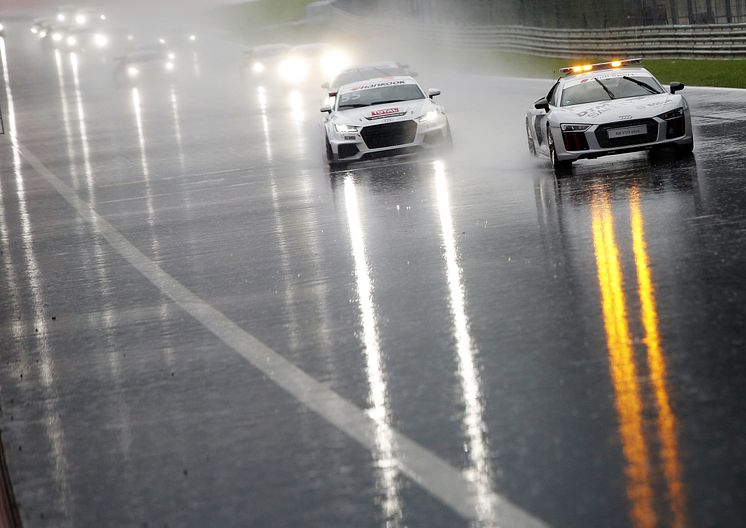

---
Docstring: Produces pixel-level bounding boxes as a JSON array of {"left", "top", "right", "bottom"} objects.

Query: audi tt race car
[
  {"left": 322, "top": 76, "right": 451, "bottom": 166},
  {"left": 526, "top": 59, "right": 694, "bottom": 175}
]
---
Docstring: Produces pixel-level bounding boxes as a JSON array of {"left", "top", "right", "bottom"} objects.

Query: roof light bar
[{"left": 560, "top": 58, "right": 642, "bottom": 76}]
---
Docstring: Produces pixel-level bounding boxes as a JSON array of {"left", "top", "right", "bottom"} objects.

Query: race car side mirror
[
  {"left": 410, "top": 71, "right": 419, "bottom": 78},
  {"left": 535, "top": 98, "right": 550, "bottom": 112},
  {"left": 427, "top": 88, "right": 441, "bottom": 99},
  {"left": 670, "top": 82, "right": 685, "bottom": 94},
  {"left": 320, "top": 105, "right": 332, "bottom": 113}
]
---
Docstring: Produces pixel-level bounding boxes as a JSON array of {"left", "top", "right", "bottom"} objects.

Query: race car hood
[
  {"left": 332, "top": 99, "right": 435, "bottom": 126},
  {"left": 551, "top": 94, "right": 684, "bottom": 124}
]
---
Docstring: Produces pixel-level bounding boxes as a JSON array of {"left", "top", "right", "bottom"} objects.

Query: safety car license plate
[{"left": 608, "top": 125, "right": 647, "bottom": 139}]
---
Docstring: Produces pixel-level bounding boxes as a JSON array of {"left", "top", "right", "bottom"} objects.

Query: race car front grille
[
  {"left": 361, "top": 121, "right": 418, "bottom": 149},
  {"left": 596, "top": 119, "right": 658, "bottom": 149},
  {"left": 338, "top": 144, "right": 359, "bottom": 159}
]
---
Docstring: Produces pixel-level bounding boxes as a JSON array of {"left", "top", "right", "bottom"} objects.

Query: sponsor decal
[
  {"left": 347, "top": 79, "right": 408, "bottom": 92},
  {"left": 371, "top": 107, "right": 400, "bottom": 117}
]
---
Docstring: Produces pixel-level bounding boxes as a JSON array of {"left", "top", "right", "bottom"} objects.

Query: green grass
[{"left": 464, "top": 51, "right": 746, "bottom": 88}]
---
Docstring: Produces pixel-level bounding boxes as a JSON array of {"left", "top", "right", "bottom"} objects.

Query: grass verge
[{"left": 474, "top": 52, "right": 746, "bottom": 88}]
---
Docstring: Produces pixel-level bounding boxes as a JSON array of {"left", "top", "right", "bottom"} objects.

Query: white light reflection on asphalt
[
  {"left": 170, "top": 85, "right": 186, "bottom": 175},
  {"left": 1, "top": 35, "right": 72, "bottom": 517},
  {"left": 434, "top": 160, "right": 497, "bottom": 525},
  {"left": 131, "top": 88, "right": 149, "bottom": 179},
  {"left": 343, "top": 176, "right": 403, "bottom": 527},
  {"left": 69, "top": 53, "right": 94, "bottom": 195},
  {"left": 54, "top": 49, "right": 80, "bottom": 189}
]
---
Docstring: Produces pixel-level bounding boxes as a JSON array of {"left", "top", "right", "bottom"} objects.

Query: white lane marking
[{"left": 14, "top": 141, "right": 550, "bottom": 528}]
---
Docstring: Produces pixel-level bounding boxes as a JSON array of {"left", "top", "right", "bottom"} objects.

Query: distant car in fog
[
  {"left": 278, "top": 43, "right": 352, "bottom": 85},
  {"left": 242, "top": 44, "right": 291, "bottom": 82},
  {"left": 323, "top": 61, "right": 418, "bottom": 94},
  {"left": 526, "top": 59, "right": 694, "bottom": 176},
  {"left": 157, "top": 30, "right": 199, "bottom": 50},
  {"left": 321, "top": 76, "right": 451, "bottom": 166},
  {"left": 114, "top": 47, "right": 178, "bottom": 87}
]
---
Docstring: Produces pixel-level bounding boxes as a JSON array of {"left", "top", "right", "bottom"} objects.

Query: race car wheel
[
  {"left": 526, "top": 121, "right": 537, "bottom": 157},
  {"left": 674, "top": 139, "right": 695, "bottom": 157},
  {"left": 548, "top": 127, "right": 572, "bottom": 177}
]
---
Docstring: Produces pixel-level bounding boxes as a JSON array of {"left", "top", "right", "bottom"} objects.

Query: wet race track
[{"left": 1, "top": 18, "right": 746, "bottom": 528}]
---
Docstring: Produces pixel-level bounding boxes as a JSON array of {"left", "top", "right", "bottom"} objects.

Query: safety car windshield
[
  {"left": 337, "top": 84, "right": 424, "bottom": 110},
  {"left": 561, "top": 75, "right": 663, "bottom": 107}
]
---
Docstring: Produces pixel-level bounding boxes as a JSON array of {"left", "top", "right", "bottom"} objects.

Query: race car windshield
[
  {"left": 333, "top": 67, "right": 408, "bottom": 88},
  {"left": 337, "top": 84, "right": 425, "bottom": 110},
  {"left": 561, "top": 75, "right": 664, "bottom": 106}
]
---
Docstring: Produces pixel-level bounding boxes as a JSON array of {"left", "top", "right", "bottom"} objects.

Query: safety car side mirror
[
  {"left": 320, "top": 105, "right": 332, "bottom": 113},
  {"left": 535, "top": 98, "right": 550, "bottom": 112},
  {"left": 670, "top": 82, "right": 684, "bottom": 94},
  {"left": 427, "top": 88, "right": 441, "bottom": 99}
]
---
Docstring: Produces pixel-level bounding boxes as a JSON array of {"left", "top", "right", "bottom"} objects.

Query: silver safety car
[
  {"left": 526, "top": 59, "right": 694, "bottom": 175},
  {"left": 321, "top": 76, "right": 452, "bottom": 166}
]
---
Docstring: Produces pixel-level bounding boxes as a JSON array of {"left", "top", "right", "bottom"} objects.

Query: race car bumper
[
  {"left": 328, "top": 118, "right": 450, "bottom": 162},
  {"left": 551, "top": 111, "right": 694, "bottom": 162}
]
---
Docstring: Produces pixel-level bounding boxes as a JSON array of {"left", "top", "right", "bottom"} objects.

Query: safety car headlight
[
  {"left": 659, "top": 108, "right": 684, "bottom": 120},
  {"left": 561, "top": 124, "right": 591, "bottom": 132},
  {"left": 335, "top": 123, "right": 360, "bottom": 134},
  {"left": 252, "top": 62, "right": 265, "bottom": 74},
  {"left": 418, "top": 110, "right": 440, "bottom": 123}
]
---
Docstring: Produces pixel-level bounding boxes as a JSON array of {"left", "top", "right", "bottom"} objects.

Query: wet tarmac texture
[{"left": 1, "top": 23, "right": 746, "bottom": 528}]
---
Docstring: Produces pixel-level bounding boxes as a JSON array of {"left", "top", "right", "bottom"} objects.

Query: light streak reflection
[
  {"left": 343, "top": 176, "right": 403, "bottom": 526},
  {"left": 591, "top": 192, "right": 656, "bottom": 528},
  {"left": 1, "top": 35, "right": 72, "bottom": 517},
  {"left": 630, "top": 189, "right": 687, "bottom": 528},
  {"left": 434, "top": 161, "right": 496, "bottom": 525}
]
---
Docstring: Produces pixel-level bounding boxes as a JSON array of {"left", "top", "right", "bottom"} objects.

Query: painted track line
[{"left": 14, "top": 140, "right": 550, "bottom": 528}]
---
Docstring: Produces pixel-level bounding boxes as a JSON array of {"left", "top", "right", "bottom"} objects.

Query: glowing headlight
[
  {"left": 335, "top": 123, "right": 360, "bottom": 134},
  {"left": 75, "top": 14, "right": 88, "bottom": 26},
  {"left": 188, "top": 34, "right": 197, "bottom": 42},
  {"left": 167, "top": 52, "right": 176, "bottom": 61},
  {"left": 279, "top": 57, "right": 310, "bottom": 83},
  {"left": 66, "top": 35, "right": 78, "bottom": 47},
  {"left": 39, "top": 30, "right": 48, "bottom": 38},
  {"left": 127, "top": 66, "right": 139, "bottom": 78},
  {"left": 158, "top": 38, "right": 166, "bottom": 45},
  {"left": 57, "top": 14, "right": 66, "bottom": 22},
  {"left": 321, "top": 50, "right": 351, "bottom": 78},
  {"left": 127, "top": 35, "right": 134, "bottom": 41},
  {"left": 31, "top": 26, "right": 39, "bottom": 35},
  {"left": 165, "top": 61, "right": 175, "bottom": 72},
  {"left": 93, "top": 33, "right": 109, "bottom": 48},
  {"left": 418, "top": 110, "right": 440, "bottom": 123},
  {"left": 52, "top": 32, "right": 63, "bottom": 42},
  {"left": 659, "top": 107, "right": 685, "bottom": 120},
  {"left": 560, "top": 124, "right": 591, "bottom": 132},
  {"left": 0, "top": 24, "right": 5, "bottom": 32},
  {"left": 100, "top": 14, "right": 107, "bottom": 21},
  {"left": 252, "top": 62, "right": 265, "bottom": 74}
]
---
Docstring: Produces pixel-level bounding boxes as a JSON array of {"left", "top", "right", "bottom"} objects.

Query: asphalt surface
[{"left": 1, "top": 18, "right": 746, "bottom": 528}]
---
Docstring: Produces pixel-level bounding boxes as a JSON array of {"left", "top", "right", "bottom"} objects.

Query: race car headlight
[
  {"left": 659, "top": 108, "right": 684, "bottom": 120},
  {"left": 418, "top": 110, "right": 441, "bottom": 123},
  {"left": 52, "top": 32, "right": 63, "bottom": 42},
  {"left": 335, "top": 123, "right": 360, "bottom": 134},
  {"left": 39, "top": 30, "right": 48, "bottom": 39},
  {"left": 127, "top": 66, "right": 140, "bottom": 78},
  {"left": 75, "top": 14, "right": 88, "bottom": 26},
  {"left": 31, "top": 26, "right": 39, "bottom": 35},
  {"left": 279, "top": 57, "right": 310, "bottom": 83},
  {"left": 165, "top": 61, "right": 175, "bottom": 72},
  {"left": 0, "top": 24, "right": 5, "bottom": 32},
  {"left": 252, "top": 62, "right": 265, "bottom": 74},
  {"left": 561, "top": 124, "right": 591, "bottom": 132},
  {"left": 93, "top": 33, "right": 109, "bottom": 48},
  {"left": 66, "top": 36, "right": 78, "bottom": 47}
]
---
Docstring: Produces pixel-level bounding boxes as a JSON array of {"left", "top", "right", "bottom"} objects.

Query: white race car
[
  {"left": 526, "top": 59, "right": 694, "bottom": 175},
  {"left": 321, "top": 76, "right": 451, "bottom": 166}
]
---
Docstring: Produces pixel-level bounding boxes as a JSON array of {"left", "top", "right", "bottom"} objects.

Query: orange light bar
[{"left": 560, "top": 58, "right": 643, "bottom": 76}]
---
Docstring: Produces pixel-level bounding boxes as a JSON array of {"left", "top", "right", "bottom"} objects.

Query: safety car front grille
[
  {"left": 596, "top": 119, "right": 658, "bottom": 149},
  {"left": 361, "top": 121, "right": 417, "bottom": 149}
]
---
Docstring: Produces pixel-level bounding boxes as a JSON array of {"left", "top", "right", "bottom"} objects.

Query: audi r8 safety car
[
  {"left": 526, "top": 59, "right": 694, "bottom": 175},
  {"left": 321, "top": 76, "right": 451, "bottom": 166}
]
